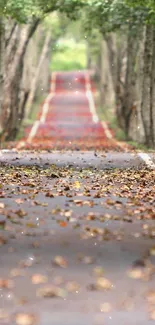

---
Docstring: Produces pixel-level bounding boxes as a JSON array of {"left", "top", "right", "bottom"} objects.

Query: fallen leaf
[
  {"left": 53, "top": 256, "right": 68, "bottom": 268},
  {"left": 0, "top": 236, "right": 7, "bottom": 246},
  {"left": 74, "top": 181, "right": 81, "bottom": 189},
  {"left": 45, "top": 192, "right": 55, "bottom": 198},
  {"left": 49, "top": 172, "right": 59, "bottom": 178},
  {"left": 150, "top": 246, "right": 155, "bottom": 256},
  {"left": 0, "top": 278, "right": 14, "bottom": 289},
  {"left": 0, "top": 203, "right": 5, "bottom": 208},
  {"left": 36, "top": 285, "right": 67, "bottom": 298},
  {"left": 146, "top": 290, "right": 155, "bottom": 304},
  {"left": 26, "top": 223, "right": 37, "bottom": 228},
  {"left": 31, "top": 274, "right": 48, "bottom": 285},
  {"left": 15, "top": 313, "right": 38, "bottom": 325},
  {"left": 59, "top": 221, "right": 67, "bottom": 228},
  {"left": 96, "top": 277, "right": 113, "bottom": 290}
]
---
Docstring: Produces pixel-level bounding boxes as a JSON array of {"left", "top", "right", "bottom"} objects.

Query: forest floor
[{"left": 0, "top": 71, "right": 155, "bottom": 325}]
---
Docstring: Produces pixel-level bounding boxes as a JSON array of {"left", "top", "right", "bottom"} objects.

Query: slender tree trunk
[
  {"left": 99, "top": 37, "right": 115, "bottom": 109},
  {"left": 141, "top": 24, "right": 154, "bottom": 146},
  {"left": 151, "top": 26, "right": 155, "bottom": 147},
  {"left": 104, "top": 31, "right": 127, "bottom": 127},
  {"left": 121, "top": 28, "right": 140, "bottom": 137},
  {"left": 25, "top": 31, "right": 51, "bottom": 118},
  {"left": 132, "top": 26, "right": 146, "bottom": 143},
  {"left": 104, "top": 33, "right": 117, "bottom": 94},
  {"left": 0, "top": 18, "right": 5, "bottom": 133}
]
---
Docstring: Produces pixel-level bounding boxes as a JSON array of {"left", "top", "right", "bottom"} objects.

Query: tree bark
[
  {"left": 25, "top": 31, "right": 52, "bottom": 118},
  {"left": 99, "top": 37, "right": 115, "bottom": 109},
  {"left": 141, "top": 24, "right": 154, "bottom": 146},
  {"left": 151, "top": 26, "right": 155, "bottom": 147},
  {"left": 0, "top": 18, "right": 5, "bottom": 133},
  {"left": 104, "top": 31, "right": 127, "bottom": 127},
  {"left": 121, "top": 28, "right": 140, "bottom": 137}
]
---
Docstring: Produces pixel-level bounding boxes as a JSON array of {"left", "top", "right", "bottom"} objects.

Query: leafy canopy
[{"left": 0, "top": 0, "right": 85, "bottom": 23}]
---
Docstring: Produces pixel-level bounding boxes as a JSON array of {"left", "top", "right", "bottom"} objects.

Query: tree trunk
[
  {"left": 141, "top": 24, "right": 154, "bottom": 146},
  {"left": 0, "top": 18, "right": 5, "bottom": 133},
  {"left": 25, "top": 31, "right": 51, "bottom": 118},
  {"left": 0, "top": 19, "right": 39, "bottom": 141},
  {"left": 99, "top": 37, "right": 115, "bottom": 109},
  {"left": 130, "top": 26, "right": 146, "bottom": 143},
  {"left": 121, "top": 28, "right": 140, "bottom": 137},
  {"left": 104, "top": 31, "right": 127, "bottom": 127},
  {"left": 151, "top": 26, "right": 155, "bottom": 147},
  {"left": 104, "top": 33, "right": 117, "bottom": 94}
]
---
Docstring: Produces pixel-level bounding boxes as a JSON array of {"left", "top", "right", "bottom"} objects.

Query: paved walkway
[
  {"left": 0, "top": 71, "right": 155, "bottom": 325},
  {"left": 0, "top": 162, "right": 154, "bottom": 325},
  {"left": 17, "top": 71, "right": 123, "bottom": 151}
]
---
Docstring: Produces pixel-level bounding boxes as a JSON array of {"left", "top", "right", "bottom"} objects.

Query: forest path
[{"left": 17, "top": 70, "right": 124, "bottom": 151}]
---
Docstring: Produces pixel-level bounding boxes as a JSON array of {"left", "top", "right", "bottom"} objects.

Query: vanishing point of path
[
  {"left": 17, "top": 70, "right": 122, "bottom": 151},
  {"left": 13, "top": 70, "right": 154, "bottom": 169}
]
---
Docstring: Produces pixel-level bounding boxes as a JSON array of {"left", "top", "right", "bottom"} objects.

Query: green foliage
[
  {"left": 0, "top": 0, "right": 42, "bottom": 22},
  {"left": 51, "top": 40, "right": 86, "bottom": 71},
  {"left": 0, "top": 0, "right": 85, "bottom": 23},
  {"left": 125, "top": 0, "right": 155, "bottom": 23},
  {"left": 84, "top": 0, "right": 149, "bottom": 35}
]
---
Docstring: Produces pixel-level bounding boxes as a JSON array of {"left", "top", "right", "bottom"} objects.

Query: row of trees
[
  {"left": 0, "top": 0, "right": 85, "bottom": 141},
  {"left": 85, "top": 0, "right": 155, "bottom": 147},
  {"left": 0, "top": 0, "right": 155, "bottom": 148}
]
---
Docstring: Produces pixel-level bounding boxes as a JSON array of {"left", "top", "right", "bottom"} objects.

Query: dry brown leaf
[
  {"left": 74, "top": 181, "right": 81, "bottom": 189},
  {"left": 15, "top": 313, "right": 38, "bottom": 325},
  {"left": 53, "top": 256, "right": 68, "bottom": 268},
  {"left": 150, "top": 246, "right": 155, "bottom": 256},
  {"left": 127, "top": 268, "right": 144, "bottom": 279},
  {"left": 64, "top": 210, "right": 72, "bottom": 217},
  {"left": 31, "top": 274, "right": 48, "bottom": 285},
  {"left": 0, "top": 203, "right": 5, "bottom": 209},
  {"left": 36, "top": 285, "right": 67, "bottom": 298},
  {"left": 146, "top": 290, "right": 155, "bottom": 304},
  {"left": 0, "top": 236, "right": 7, "bottom": 246},
  {"left": 0, "top": 278, "right": 14, "bottom": 289},
  {"left": 96, "top": 277, "right": 113, "bottom": 290}
]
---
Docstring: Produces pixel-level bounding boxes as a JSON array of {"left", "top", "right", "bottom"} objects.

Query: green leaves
[
  {"left": 0, "top": 0, "right": 42, "bottom": 22},
  {"left": 82, "top": 0, "right": 152, "bottom": 36},
  {"left": 0, "top": 0, "right": 85, "bottom": 23}
]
